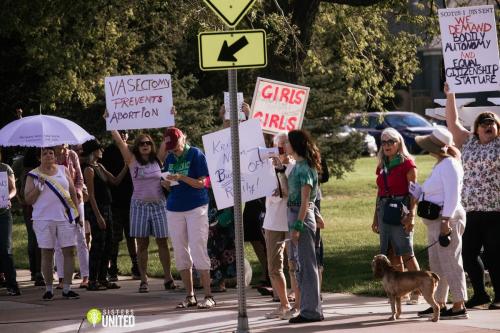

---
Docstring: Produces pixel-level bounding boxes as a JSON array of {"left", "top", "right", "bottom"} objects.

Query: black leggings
[
  {"left": 88, "top": 205, "right": 113, "bottom": 282},
  {"left": 462, "top": 211, "right": 500, "bottom": 301}
]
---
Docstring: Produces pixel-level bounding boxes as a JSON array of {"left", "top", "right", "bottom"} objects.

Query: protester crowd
[{"left": 0, "top": 87, "right": 498, "bottom": 324}]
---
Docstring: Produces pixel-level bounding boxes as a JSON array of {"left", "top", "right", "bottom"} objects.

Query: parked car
[
  {"left": 348, "top": 111, "right": 434, "bottom": 154},
  {"left": 335, "top": 125, "right": 378, "bottom": 156}
]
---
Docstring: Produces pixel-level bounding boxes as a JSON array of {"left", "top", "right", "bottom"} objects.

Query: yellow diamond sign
[
  {"left": 198, "top": 30, "right": 267, "bottom": 71},
  {"left": 203, "top": 0, "right": 257, "bottom": 27}
]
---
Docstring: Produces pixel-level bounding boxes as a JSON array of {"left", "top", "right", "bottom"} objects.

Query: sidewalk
[{"left": 0, "top": 270, "right": 498, "bottom": 333}]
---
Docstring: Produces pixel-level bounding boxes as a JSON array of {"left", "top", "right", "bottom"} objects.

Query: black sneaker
[
  {"left": 62, "top": 290, "right": 80, "bottom": 299},
  {"left": 42, "top": 291, "right": 54, "bottom": 301},
  {"left": 7, "top": 286, "right": 21, "bottom": 296},
  {"left": 417, "top": 306, "right": 448, "bottom": 318},
  {"left": 489, "top": 301, "right": 500, "bottom": 310},
  {"left": 34, "top": 278, "right": 46, "bottom": 287},
  {"left": 289, "top": 315, "right": 324, "bottom": 323},
  {"left": 440, "top": 308, "right": 468, "bottom": 320},
  {"left": 465, "top": 294, "right": 491, "bottom": 309}
]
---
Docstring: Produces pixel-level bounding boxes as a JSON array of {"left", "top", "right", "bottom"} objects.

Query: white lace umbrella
[{"left": 0, "top": 115, "right": 94, "bottom": 147}]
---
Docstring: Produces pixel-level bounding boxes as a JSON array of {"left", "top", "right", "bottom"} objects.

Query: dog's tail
[{"left": 431, "top": 272, "right": 440, "bottom": 283}]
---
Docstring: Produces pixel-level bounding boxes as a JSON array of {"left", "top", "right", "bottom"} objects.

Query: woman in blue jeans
[
  {"left": 0, "top": 152, "right": 20, "bottom": 295},
  {"left": 286, "top": 129, "right": 323, "bottom": 323}
]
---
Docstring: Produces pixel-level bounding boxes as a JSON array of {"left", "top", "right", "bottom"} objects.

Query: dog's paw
[{"left": 430, "top": 316, "right": 439, "bottom": 322}]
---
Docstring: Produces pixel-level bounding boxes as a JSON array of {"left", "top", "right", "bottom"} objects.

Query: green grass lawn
[{"left": 11, "top": 155, "right": 492, "bottom": 297}]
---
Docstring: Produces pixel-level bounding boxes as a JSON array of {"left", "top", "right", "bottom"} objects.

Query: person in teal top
[
  {"left": 285, "top": 129, "right": 324, "bottom": 324},
  {"left": 287, "top": 160, "right": 318, "bottom": 208}
]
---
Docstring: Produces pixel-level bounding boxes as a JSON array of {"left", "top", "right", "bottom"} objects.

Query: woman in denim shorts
[
  {"left": 371, "top": 128, "right": 421, "bottom": 303},
  {"left": 111, "top": 130, "right": 175, "bottom": 293}
]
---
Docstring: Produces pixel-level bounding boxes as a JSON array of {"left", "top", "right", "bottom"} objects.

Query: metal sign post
[
  {"left": 228, "top": 68, "right": 249, "bottom": 333},
  {"left": 200, "top": 2, "right": 264, "bottom": 331}
]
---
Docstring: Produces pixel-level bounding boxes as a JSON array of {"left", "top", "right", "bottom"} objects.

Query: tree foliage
[{"left": 0, "top": 0, "right": 439, "bottom": 176}]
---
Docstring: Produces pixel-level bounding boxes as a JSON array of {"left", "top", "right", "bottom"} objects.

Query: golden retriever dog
[{"left": 372, "top": 254, "right": 440, "bottom": 322}]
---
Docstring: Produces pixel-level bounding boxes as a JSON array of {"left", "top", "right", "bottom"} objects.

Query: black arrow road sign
[{"left": 218, "top": 36, "right": 249, "bottom": 62}]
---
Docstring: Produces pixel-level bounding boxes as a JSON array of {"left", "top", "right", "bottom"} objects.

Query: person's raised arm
[
  {"left": 157, "top": 139, "right": 168, "bottom": 163},
  {"left": 98, "top": 163, "right": 127, "bottom": 186},
  {"left": 111, "top": 130, "right": 134, "bottom": 165},
  {"left": 444, "top": 83, "right": 470, "bottom": 149}
]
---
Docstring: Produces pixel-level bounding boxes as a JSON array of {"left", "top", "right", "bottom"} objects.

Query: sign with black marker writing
[
  {"left": 202, "top": 119, "right": 276, "bottom": 209},
  {"left": 439, "top": 5, "right": 500, "bottom": 93},
  {"left": 105, "top": 74, "right": 174, "bottom": 130}
]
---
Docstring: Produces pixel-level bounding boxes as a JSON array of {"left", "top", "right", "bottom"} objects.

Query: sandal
[
  {"left": 138, "top": 281, "right": 149, "bottom": 293},
  {"left": 198, "top": 296, "right": 216, "bottom": 309},
  {"left": 164, "top": 280, "right": 177, "bottom": 290},
  {"left": 177, "top": 295, "right": 197, "bottom": 308},
  {"left": 79, "top": 282, "right": 89, "bottom": 289}
]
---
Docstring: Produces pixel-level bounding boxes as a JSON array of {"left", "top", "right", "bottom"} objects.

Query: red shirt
[{"left": 376, "top": 158, "right": 416, "bottom": 196}]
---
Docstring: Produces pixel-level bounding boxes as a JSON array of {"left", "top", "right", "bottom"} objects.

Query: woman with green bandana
[{"left": 372, "top": 127, "right": 421, "bottom": 303}]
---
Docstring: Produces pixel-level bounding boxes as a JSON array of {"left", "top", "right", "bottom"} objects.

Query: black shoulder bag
[
  {"left": 417, "top": 193, "right": 441, "bottom": 220},
  {"left": 381, "top": 168, "right": 406, "bottom": 225}
]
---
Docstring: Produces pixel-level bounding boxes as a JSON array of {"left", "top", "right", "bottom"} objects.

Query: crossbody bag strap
[{"left": 381, "top": 168, "right": 392, "bottom": 197}]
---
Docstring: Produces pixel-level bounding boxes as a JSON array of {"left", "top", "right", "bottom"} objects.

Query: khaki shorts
[{"left": 264, "top": 229, "right": 287, "bottom": 276}]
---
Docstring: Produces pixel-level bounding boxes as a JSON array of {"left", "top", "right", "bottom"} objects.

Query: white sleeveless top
[{"left": 32, "top": 165, "right": 69, "bottom": 222}]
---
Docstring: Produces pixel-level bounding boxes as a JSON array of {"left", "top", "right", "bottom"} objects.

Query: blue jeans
[
  {"left": 287, "top": 204, "right": 323, "bottom": 320},
  {"left": 0, "top": 210, "right": 17, "bottom": 288}
]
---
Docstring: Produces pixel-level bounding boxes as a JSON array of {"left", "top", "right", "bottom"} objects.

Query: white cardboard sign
[
  {"left": 223, "top": 92, "right": 246, "bottom": 120},
  {"left": 202, "top": 119, "right": 277, "bottom": 209},
  {"left": 249, "top": 77, "right": 309, "bottom": 135},
  {"left": 439, "top": 5, "right": 500, "bottom": 93},
  {"left": 105, "top": 74, "right": 174, "bottom": 130},
  {"left": 0, "top": 172, "right": 9, "bottom": 209}
]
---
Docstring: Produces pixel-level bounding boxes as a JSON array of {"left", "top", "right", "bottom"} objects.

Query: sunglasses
[
  {"left": 381, "top": 139, "right": 397, "bottom": 146},
  {"left": 139, "top": 141, "right": 153, "bottom": 147}
]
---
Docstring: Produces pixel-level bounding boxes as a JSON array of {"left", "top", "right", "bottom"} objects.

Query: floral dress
[
  {"left": 207, "top": 189, "right": 236, "bottom": 284},
  {"left": 461, "top": 136, "right": 500, "bottom": 212}
]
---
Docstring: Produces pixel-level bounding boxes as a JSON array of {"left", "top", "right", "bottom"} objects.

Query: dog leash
[{"left": 400, "top": 239, "right": 440, "bottom": 267}]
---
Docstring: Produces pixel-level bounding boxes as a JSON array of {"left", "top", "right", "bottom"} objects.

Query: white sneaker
[
  {"left": 265, "top": 306, "right": 290, "bottom": 319},
  {"left": 280, "top": 307, "right": 299, "bottom": 320}
]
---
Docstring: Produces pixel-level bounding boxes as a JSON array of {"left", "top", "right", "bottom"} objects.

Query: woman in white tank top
[{"left": 24, "top": 147, "right": 80, "bottom": 301}]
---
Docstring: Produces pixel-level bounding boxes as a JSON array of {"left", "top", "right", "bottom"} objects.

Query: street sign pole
[{"left": 228, "top": 67, "right": 249, "bottom": 333}]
